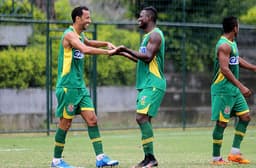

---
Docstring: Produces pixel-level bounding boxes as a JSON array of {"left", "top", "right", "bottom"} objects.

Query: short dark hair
[
  {"left": 71, "top": 6, "right": 89, "bottom": 23},
  {"left": 143, "top": 6, "right": 158, "bottom": 23},
  {"left": 222, "top": 16, "right": 238, "bottom": 33}
]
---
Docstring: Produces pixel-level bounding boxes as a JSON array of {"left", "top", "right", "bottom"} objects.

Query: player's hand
[
  {"left": 118, "top": 45, "right": 126, "bottom": 51},
  {"left": 240, "top": 85, "right": 251, "bottom": 97},
  {"left": 108, "top": 45, "right": 127, "bottom": 56},
  {"left": 113, "top": 45, "right": 125, "bottom": 53},
  {"left": 107, "top": 42, "right": 116, "bottom": 49},
  {"left": 108, "top": 47, "right": 119, "bottom": 56}
]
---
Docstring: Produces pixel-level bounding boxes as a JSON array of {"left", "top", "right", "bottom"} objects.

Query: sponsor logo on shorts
[
  {"left": 74, "top": 49, "right": 84, "bottom": 59},
  {"left": 224, "top": 106, "right": 230, "bottom": 114}
]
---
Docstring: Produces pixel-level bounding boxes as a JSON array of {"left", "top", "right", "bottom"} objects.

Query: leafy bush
[
  {"left": 0, "top": 46, "right": 45, "bottom": 88},
  {"left": 240, "top": 6, "right": 256, "bottom": 24},
  {"left": 0, "top": 0, "right": 32, "bottom": 16},
  {"left": 87, "top": 25, "right": 139, "bottom": 86}
]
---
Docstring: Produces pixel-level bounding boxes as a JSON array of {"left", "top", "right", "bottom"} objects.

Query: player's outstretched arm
[
  {"left": 117, "top": 51, "right": 138, "bottom": 62},
  {"left": 64, "top": 32, "right": 114, "bottom": 55},
  {"left": 84, "top": 39, "right": 116, "bottom": 49},
  {"left": 239, "top": 57, "right": 256, "bottom": 72},
  {"left": 117, "top": 32, "right": 161, "bottom": 63}
]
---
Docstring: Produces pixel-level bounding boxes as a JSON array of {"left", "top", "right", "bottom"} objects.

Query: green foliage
[
  {"left": 55, "top": 0, "right": 73, "bottom": 21},
  {"left": 96, "top": 25, "right": 138, "bottom": 86},
  {"left": 0, "top": 0, "right": 32, "bottom": 16},
  {"left": 0, "top": 0, "right": 48, "bottom": 88},
  {"left": 0, "top": 46, "right": 45, "bottom": 88},
  {"left": 240, "top": 6, "right": 256, "bottom": 24},
  {"left": 126, "top": 0, "right": 256, "bottom": 72},
  {"left": 83, "top": 25, "right": 139, "bottom": 86}
]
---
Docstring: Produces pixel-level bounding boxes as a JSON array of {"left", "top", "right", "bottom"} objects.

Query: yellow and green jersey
[
  {"left": 56, "top": 26, "right": 86, "bottom": 89},
  {"left": 136, "top": 27, "right": 166, "bottom": 91},
  {"left": 211, "top": 36, "right": 240, "bottom": 95}
]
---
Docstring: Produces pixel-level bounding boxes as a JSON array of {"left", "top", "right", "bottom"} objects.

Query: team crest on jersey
[
  {"left": 224, "top": 106, "right": 230, "bottom": 114},
  {"left": 140, "top": 47, "right": 147, "bottom": 54},
  {"left": 67, "top": 104, "right": 74, "bottom": 112},
  {"left": 229, "top": 56, "right": 239, "bottom": 65},
  {"left": 74, "top": 49, "right": 84, "bottom": 59}
]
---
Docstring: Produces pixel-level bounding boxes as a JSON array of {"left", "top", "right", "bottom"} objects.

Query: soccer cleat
[
  {"left": 142, "top": 159, "right": 158, "bottom": 168},
  {"left": 132, "top": 155, "right": 149, "bottom": 168},
  {"left": 133, "top": 154, "right": 158, "bottom": 168},
  {"left": 51, "top": 159, "right": 75, "bottom": 168},
  {"left": 211, "top": 157, "right": 230, "bottom": 165},
  {"left": 228, "top": 153, "right": 250, "bottom": 164},
  {"left": 96, "top": 154, "right": 119, "bottom": 167}
]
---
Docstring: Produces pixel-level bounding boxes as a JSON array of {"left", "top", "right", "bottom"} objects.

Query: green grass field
[{"left": 0, "top": 127, "right": 255, "bottom": 168}]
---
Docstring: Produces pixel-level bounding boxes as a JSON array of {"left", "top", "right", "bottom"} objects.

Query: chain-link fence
[{"left": 0, "top": 0, "right": 256, "bottom": 134}]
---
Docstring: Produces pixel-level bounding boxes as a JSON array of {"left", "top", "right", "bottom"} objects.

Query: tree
[
  {"left": 34, "top": 0, "right": 56, "bottom": 19},
  {"left": 125, "top": 0, "right": 256, "bottom": 72},
  {"left": 240, "top": 6, "right": 256, "bottom": 24}
]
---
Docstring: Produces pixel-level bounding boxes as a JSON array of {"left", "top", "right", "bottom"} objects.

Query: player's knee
[
  {"left": 217, "top": 120, "right": 227, "bottom": 128},
  {"left": 66, "top": 122, "right": 72, "bottom": 130},
  {"left": 86, "top": 116, "right": 98, "bottom": 126},
  {"left": 59, "top": 118, "right": 72, "bottom": 131},
  {"left": 136, "top": 114, "right": 149, "bottom": 124},
  {"left": 240, "top": 114, "right": 251, "bottom": 122}
]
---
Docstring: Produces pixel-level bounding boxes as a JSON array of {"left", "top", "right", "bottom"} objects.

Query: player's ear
[{"left": 76, "top": 16, "right": 81, "bottom": 22}]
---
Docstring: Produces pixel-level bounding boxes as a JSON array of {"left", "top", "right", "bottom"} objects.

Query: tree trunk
[{"left": 34, "top": 0, "right": 56, "bottom": 19}]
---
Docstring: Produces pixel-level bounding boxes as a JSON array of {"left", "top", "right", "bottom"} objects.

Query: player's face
[
  {"left": 138, "top": 10, "right": 149, "bottom": 29},
  {"left": 78, "top": 10, "right": 91, "bottom": 30}
]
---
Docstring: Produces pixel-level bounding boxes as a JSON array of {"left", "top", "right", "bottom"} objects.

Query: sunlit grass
[{"left": 0, "top": 127, "right": 255, "bottom": 167}]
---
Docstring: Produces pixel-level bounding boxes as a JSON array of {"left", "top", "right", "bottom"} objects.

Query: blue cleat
[
  {"left": 51, "top": 159, "right": 75, "bottom": 168},
  {"left": 96, "top": 155, "right": 119, "bottom": 167}
]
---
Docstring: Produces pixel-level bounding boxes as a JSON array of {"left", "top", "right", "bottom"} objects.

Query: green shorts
[
  {"left": 55, "top": 87, "right": 94, "bottom": 119},
  {"left": 136, "top": 87, "right": 165, "bottom": 117},
  {"left": 211, "top": 92, "right": 249, "bottom": 122}
]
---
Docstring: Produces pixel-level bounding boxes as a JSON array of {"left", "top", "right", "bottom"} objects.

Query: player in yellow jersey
[
  {"left": 211, "top": 16, "right": 256, "bottom": 165},
  {"left": 51, "top": 6, "right": 119, "bottom": 168}
]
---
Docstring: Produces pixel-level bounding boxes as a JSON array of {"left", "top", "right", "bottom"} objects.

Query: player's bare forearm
[
  {"left": 239, "top": 57, "right": 256, "bottom": 72},
  {"left": 118, "top": 52, "right": 138, "bottom": 62},
  {"left": 221, "top": 67, "right": 242, "bottom": 88},
  {"left": 119, "top": 46, "right": 151, "bottom": 62},
  {"left": 85, "top": 40, "right": 115, "bottom": 49},
  {"left": 221, "top": 66, "right": 251, "bottom": 97}
]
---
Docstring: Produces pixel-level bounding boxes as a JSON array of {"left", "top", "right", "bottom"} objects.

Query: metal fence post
[
  {"left": 46, "top": 0, "right": 50, "bottom": 136},
  {"left": 181, "top": 0, "right": 187, "bottom": 130},
  {"left": 92, "top": 23, "right": 98, "bottom": 115}
]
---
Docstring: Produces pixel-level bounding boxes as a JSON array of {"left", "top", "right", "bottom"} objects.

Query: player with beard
[{"left": 51, "top": 6, "right": 119, "bottom": 168}]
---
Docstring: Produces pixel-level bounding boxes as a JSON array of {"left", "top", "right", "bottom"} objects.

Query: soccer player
[
  {"left": 115, "top": 6, "right": 166, "bottom": 168},
  {"left": 211, "top": 16, "right": 256, "bottom": 165},
  {"left": 51, "top": 6, "right": 119, "bottom": 168}
]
